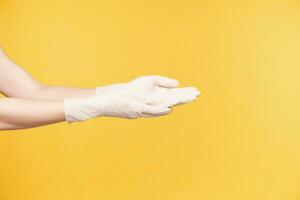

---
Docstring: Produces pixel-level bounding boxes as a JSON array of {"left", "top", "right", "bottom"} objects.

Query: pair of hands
[{"left": 64, "top": 75, "right": 200, "bottom": 122}]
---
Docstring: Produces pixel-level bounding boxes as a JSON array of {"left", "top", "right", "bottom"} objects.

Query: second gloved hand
[{"left": 96, "top": 75, "right": 200, "bottom": 108}]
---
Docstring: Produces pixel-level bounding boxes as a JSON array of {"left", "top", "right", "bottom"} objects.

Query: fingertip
[
  {"left": 185, "top": 87, "right": 201, "bottom": 96},
  {"left": 169, "top": 78, "right": 180, "bottom": 88},
  {"left": 195, "top": 88, "right": 201, "bottom": 96}
]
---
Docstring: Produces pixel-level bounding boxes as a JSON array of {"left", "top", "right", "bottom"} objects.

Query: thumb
[
  {"left": 140, "top": 104, "right": 172, "bottom": 116},
  {"left": 150, "top": 75, "right": 180, "bottom": 88}
]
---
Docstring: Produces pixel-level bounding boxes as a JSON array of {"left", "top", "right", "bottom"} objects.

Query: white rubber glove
[
  {"left": 64, "top": 75, "right": 200, "bottom": 122},
  {"left": 96, "top": 76, "right": 200, "bottom": 108}
]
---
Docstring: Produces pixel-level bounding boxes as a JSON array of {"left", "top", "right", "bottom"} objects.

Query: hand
[{"left": 95, "top": 75, "right": 200, "bottom": 118}]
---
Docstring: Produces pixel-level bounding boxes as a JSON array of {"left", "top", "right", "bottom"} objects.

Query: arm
[
  {"left": 0, "top": 46, "right": 200, "bottom": 130},
  {"left": 0, "top": 98, "right": 65, "bottom": 130},
  {"left": 0, "top": 46, "right": 95, "bottom": 100}
]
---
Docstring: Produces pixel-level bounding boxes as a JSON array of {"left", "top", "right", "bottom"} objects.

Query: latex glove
[
  {"left": 64, "top": 75, "right": 200, "bottom": 122},
  {"left": 96, "top": 75, "right": 200, "bottom": 108}
]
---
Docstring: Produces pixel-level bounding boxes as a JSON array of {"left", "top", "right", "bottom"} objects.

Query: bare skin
[
  {"left": 0, "top": 98, "right": 65, "bottom": 130},
  {"left": 0, "top": 46, "right": 98, "bottom": 130},
  {"left": 0, "top": 47, "right": 96, "bottom": 100}
]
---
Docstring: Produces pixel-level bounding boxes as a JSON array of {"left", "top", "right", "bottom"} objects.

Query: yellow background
[{"left": 1, "top": 0, "right": 300, "bottom": 199}]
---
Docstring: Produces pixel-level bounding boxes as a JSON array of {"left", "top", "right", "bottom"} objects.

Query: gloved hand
[
  {"left": 64, "top": 75, "right": 200, "bottom": 122},
  {"left": 96, "top": 75, "right": 200, "bottom": 108}
]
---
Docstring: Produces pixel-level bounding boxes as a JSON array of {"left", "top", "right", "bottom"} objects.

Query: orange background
[{"left": 0, "top": 0, "right": 300, "bottom": 199}]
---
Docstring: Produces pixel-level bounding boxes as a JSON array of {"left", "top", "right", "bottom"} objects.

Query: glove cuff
[{"left": 64, "top": 96, "right": 104, "bottom": 123}]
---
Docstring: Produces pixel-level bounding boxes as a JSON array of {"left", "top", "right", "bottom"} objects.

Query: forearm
[
  {"left": 0, "top": 48, "right": 96, "bottom": 100},
  {"left": 0, "top": 98, "right": 65, "bottom": 130},
  {"left": 37, "top": 85, "right": 96, "bottom": 100}
]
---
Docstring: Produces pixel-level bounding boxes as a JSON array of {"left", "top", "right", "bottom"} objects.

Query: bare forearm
[
  {"left": 0, "top": 47, "right": 96, "bottom": 100},
  {"left": 36, "top": 85, "right": 96, "bottom": 100},
  {"left": 0, "top": 98, "right": 65, "bottom": 130}
]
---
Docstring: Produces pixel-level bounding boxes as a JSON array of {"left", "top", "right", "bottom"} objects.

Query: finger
[
  {"left": 172, "top": 94, "right": 198, "bottom": 106},
  {"left": 141, "top": 104, "right": 172, "bottom": 116},
  {"left": 169, "top": 87, "right": 200, "bottom": 96},
  {"left": 150, "top": 75, "right": 180, "bottom": 88},
  {"left": 160, "top": 93, "right": 199, "bottom": 107},
  {"left": 140, "top": 108, "right": 173, "bottom": 118}
]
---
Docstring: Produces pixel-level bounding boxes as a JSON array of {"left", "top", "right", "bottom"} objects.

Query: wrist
[{"left": 64, "top": 96, "right": 103, "bottom": 123}]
